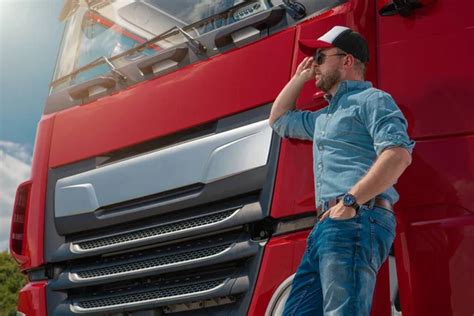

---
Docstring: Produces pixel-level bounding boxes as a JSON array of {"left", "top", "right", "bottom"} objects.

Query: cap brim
[{"left": 299, "top": 39, "right": 333, "bottom": 50}]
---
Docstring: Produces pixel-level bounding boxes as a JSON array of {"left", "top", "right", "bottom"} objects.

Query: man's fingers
[
  {"left": 296, "top": 57, "right": 309, "bottom": 71},
  {"left": 297, "top": 57, "right": 315, "bottom": 74},
  {"left": 319, "top": 209, "right": 331, "bottom": 221},
  {"left": 302, "top": 57, "right": 313, "bottom": 70}
]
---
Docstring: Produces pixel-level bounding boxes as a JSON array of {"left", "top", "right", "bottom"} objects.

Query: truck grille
[
  {"left": 74, "top": 208, "right": 237, "bottom": 252},
  {"left": 75, "top": 279, "right": 225, "bottom": 310},
  {"left": 48, "top": 196, "right": 266, "bottom": 315},
  {"left": 44, "top": 112, "right": 279, "bottom": 315},
  {"left": 75, "top": 244, "right": 230, "bottom": 279}
]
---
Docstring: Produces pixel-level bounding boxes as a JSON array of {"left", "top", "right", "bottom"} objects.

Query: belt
[{"left": 316, "top": 196, "right": 393, "bottom": 218}]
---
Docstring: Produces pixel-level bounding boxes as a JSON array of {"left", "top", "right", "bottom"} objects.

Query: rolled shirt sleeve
[
  {"left": 360, "top": 91, "right": 416, "bottom": 156},
  {"left": 271, "top": 110, "right": 320, "bottom": 141}
]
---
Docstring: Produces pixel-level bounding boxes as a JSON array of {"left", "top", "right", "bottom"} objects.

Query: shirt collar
[{"left": 324, "top": 80, "right": 372, "bottom": 103}]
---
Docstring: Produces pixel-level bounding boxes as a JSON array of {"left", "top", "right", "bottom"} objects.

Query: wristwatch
[{"left": 342, "top": 193, "right": 360, "bottom": 210}]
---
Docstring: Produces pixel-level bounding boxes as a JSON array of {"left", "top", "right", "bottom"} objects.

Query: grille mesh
[
  {"left": 76, "top": 244, "right": 230, "bottom": 279},
  {"left": 76, "top": 279, "right": 224, "bottom": 309},
  {"left": 76, "top": 209, "right": 237, "bottom": 250}
]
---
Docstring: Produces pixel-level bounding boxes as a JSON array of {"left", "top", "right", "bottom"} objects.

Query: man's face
[{"left": 313, "top": 48, "right": 345, "bottom": 93}]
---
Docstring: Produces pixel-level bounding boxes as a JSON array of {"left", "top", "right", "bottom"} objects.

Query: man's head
[{"left": 301, "top": 26, "right": 369, "bottom": 94}]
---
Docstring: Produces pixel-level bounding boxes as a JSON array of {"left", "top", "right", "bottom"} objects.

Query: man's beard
[{"left": 316, "top": 68, "right": 341, "bottom": 93}]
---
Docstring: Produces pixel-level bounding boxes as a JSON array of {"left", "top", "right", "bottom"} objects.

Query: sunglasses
[{"left": 314, "top": 49, "right": 347, "bottom": 65}]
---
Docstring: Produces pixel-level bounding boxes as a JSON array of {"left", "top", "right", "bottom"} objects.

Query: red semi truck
[{"left": 9, "top": 0, "right": 474, "bottom": 315}]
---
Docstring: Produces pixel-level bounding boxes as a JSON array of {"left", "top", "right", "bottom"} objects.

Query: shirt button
[
  {"left": 321, "top": 131, "right": 325, "bottom": 136},
  {"left": 318, "top": 163, "right": 322, "bottom": 169},
  {"left": 318, "top": 145, "right": 323, "bottom": 150}
]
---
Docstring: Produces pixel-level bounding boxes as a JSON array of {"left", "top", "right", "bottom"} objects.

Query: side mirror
[{"left": 378, "top": 0, "right": 436, "bottom": 17}]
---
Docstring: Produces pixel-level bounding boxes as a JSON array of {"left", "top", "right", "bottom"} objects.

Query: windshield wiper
[
  {"left": 50, "top": 24, "right": 179, "bottom": 87},
  {"left": 175, "top": 25, "right": 207, "bottom": 56},
  {"left": 51, "top": 1, "right": 253, "bottom": 88},
  {"left": 101, "top": 56, "right": 127, "bottom": 81}
]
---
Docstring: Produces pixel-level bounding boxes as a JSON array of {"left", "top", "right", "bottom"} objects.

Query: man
[{"left": 268, "top": 26, "right": 415, "bottom": 315}]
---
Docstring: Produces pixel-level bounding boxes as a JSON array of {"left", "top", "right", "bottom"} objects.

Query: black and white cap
[{"left": 300, "top": 26, "right": 369, "bottom": 63}]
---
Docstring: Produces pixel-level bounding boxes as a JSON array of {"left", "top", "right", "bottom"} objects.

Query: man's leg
[
  {"left": 316, "top": 206, "right": 396, "bottom": 315},
  {"left": 282, "top": 223, "right": 324, "bottom": 316}
]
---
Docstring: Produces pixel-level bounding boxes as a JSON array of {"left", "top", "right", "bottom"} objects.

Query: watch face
[{"left": 343, "top": 194, "right": 355, "bottom": 206}]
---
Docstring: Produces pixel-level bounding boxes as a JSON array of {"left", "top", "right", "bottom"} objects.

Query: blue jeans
[{"left": 282, "top": 205, "right": 396, "bottom": 316}]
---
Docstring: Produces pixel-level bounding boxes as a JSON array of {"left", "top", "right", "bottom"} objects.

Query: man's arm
[
  {"left": 320, "top": 147, "right": 412, "bottom": 220},
  {"left": 348, "top": 147, "right": 412, "bottom": 205},
  {"left": 269, "top": 57, "right": 315, "bottom": 127}
]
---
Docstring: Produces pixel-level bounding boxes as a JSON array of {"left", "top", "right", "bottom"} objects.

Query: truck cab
[{"left": 10, "top": 0, "right": 474, "bottom": 315}]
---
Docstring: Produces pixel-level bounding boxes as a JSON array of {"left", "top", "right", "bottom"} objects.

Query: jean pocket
[
  {"left": 327, "top": 215, "right": 358, "bottom": 222},
  {"left": 369, "top": 216, "right": 396, "bottom": 271},
  {"left": 370, "top": 208, "right": 395, "bottom": 236},
  {"left": 327, "top": 211, "right": 360, "bottom": 222}
]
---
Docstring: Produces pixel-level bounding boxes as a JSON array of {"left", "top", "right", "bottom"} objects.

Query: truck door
[{"left": 377, "top": 1, "right": 474, "bottom": 315}]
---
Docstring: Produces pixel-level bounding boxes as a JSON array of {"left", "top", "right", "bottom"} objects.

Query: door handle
[
  {"left": 68, "top": 77, "right": 116, "bottom": 100},
  {"left": 214, "top": 6, "right": 285, "bottom": 48},
  {"left": 137, "top": 47, "right": 189, "bottom": 76},
  {"left": 379, "top": 0, "right": 436, "bottom": 17}
]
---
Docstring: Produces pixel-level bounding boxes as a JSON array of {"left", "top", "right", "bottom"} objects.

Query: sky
[{"left": 0, "top": 0, "right": 63, "bottom": 251}]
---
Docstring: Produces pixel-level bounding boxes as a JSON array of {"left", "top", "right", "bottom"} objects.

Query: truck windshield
[{"left": 51, "top": 0, "right": 250, "bottom": 91}]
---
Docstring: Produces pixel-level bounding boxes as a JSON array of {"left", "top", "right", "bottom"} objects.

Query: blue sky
[{"left": 0, "top": 0, "right": 63, "bottom": 251}]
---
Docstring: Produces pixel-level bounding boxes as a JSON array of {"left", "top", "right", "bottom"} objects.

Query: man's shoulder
[
  {"left": 358, "top": 86, "right": 391, "bottom": 100},
  {"left": 351, "top": 87, "right": 397, "bottom": 109}
]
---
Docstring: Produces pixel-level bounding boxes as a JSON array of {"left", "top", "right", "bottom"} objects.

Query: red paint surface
[
  {"left": 49, "top": 28, "right": 296, "bottom": 168},
  {"left": 247, "top": 231, "right": 391, "bottom": 315},
  {"left": 376, "top": 0, "right": 474, "bottom": 139},
  {"left": 394, "top": 136, "right": 474, "bottom": 315},
  {"left": 13, "top": 115, "right": 55, "bottom": 271},
  {"left": 17, "top": 282, "right": 47, "bottom": 316},
  {"left": 247, "top": 231, "right": 308, "bottom": 315},
  {"left": 377, "top": 1, "right": 474, "bottom": 314}
]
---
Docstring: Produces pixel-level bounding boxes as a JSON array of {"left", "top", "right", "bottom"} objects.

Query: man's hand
[
  {"left": 269, "top": 56, "right": 316, "bottom": 126},
  {"left": 319, "top": 201, "right": 357, "bottom": 221},
  {"left": 294, "top": 56, "right": 317, "bottom": 83}
]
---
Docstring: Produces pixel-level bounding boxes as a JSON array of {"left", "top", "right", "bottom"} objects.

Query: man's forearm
[
  {"left": 348, "top": 147, "right": 412, "bottom": 205},
  {"left": 269, "top": 77, "right": 306, "bottom": 126}
]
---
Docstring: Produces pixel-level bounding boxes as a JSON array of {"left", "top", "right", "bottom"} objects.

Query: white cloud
[{"left": 0, "top": 141, "right": 32, "bottom": 252}]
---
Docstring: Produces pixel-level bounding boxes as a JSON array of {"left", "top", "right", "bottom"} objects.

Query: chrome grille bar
[
  {"left": 71, "top": 208, "right": 239, "bottom": 253},
  {"left": 73, "top": 244, "right": 230, "bottom": 280}
]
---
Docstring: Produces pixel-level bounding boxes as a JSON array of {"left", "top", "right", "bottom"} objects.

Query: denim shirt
[{"left": 271, "top": 80, "right": 415, "bottom": 208}]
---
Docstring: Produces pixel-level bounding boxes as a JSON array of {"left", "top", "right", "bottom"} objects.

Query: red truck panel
[
  {"left": 49, "top": 29, "right": 296, "bottom": 168},
  {"left": 394, "top": 136, "right": 474, "bottom": 315},
  {"left": 17, "top": 282, "right": 47, "bottom": 316},
  {"left": 15, "top": 115, "right": 55, "bottom": 270},
  {"left": 377, "top": 1, "right": 474, "bottom": 314},
  {"left": 377, "top": 0, "right": 474, "bottom": 139}
]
